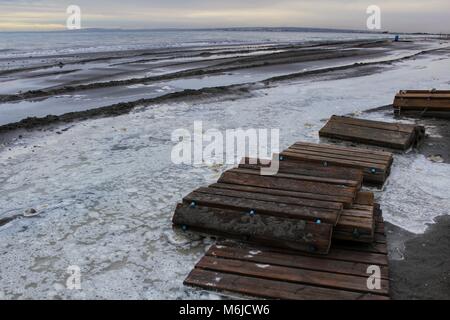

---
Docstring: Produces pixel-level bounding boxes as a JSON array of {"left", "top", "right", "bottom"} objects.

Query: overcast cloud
[{"left": 0, "top": 0, "right": 449, "bottom": 33}]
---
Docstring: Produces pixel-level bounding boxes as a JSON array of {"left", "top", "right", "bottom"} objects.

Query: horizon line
[{"left": 0, "top": 26, "right": 445, "bottom": 35}]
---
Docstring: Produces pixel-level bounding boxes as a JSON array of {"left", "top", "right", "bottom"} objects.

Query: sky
[{"left": 0, "top": 0, "right": 449, "bottom": 33}]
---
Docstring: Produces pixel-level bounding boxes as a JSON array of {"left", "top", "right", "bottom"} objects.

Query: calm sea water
[{"left": 0, "top": 29, "right": 389, "bottom": 58}]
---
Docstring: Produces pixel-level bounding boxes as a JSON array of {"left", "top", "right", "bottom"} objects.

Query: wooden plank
[
  {"left": 207, "top": 244, "right": 389, "bottom": 279},
  {"left": 281, "top": 142, "right": 392, "bottom": 186},
  {"left": 394, "top": 97, "right": 450, "bottom": 110},
  {"left": 210, "top": 183, "right": 354, "bottom": 208},
  {"left": 397, "top": 90, "right": 450, "bottom": 95},
  {"left": 173, "top": 204, "right": 333, "bottom": 254},
  {"left": 184, "top": 269, "right": 389, "bottom": 300},
  {"left": 319, "top": 117, "right": 418, "bottom": 150},
  {"left": 234, "top": 166, "right": 360, "bottom": 187},
  {"left": 326, "top": 115, "right": 422, "bottom": 134},
  {"left": 239, "top": 157, "right": 364, "bottom": 184},
  {"left": 292, "top": 141, "right": 393, "bottom": 158},
  {"left": 282, "top": 150, "right": 388, "bottom": 170},
  {"left": 183, "top": 191, "right": 341, "bottom": 224},
  {"left": 195, "top": 256, "right": 389, "bottom": 295},
  {"left": 395, "top": 93, "right": 450, "bottom": 99},
  {"left": 218, "top": 170, "right": 357, "bottom": 200},
  {"left": 223, "top": 240, "right": 389, "bottom": 266},
  {"left": 287, "top": 146, "right": 390, "bottom": 165},
  {"left": 280, "top": 151, "right": 388, "bottom": 185},
  {"left": 318, "top": 123, "right": 412, "bottom": 150},
  {"left": 195, "top": 186, "right": 343, "bottom": 211}
]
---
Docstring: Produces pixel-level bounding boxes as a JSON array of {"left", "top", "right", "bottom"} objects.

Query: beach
[{"left": 0, "top": 30, "right": 449, "bottom": 299}]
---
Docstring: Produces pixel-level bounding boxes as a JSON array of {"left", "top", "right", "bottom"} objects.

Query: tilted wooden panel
[
  {"left": 318, "top": 115, "right": 425, "bottom": 150},
  {"left": 173, "top": 203, "right": 333, "bottom": 254}
]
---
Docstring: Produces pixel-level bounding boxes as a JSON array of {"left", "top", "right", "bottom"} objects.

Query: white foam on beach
[{"left": 1, "top": 51, "right": 450, "bottom": 299}]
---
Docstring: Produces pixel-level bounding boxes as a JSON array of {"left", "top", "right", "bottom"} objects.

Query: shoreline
[{"left": 1, "top": 40, "right": 448, "bottom": 138}]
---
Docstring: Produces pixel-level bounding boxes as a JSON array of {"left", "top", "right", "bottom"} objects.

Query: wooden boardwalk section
[
  {"left": 184, "top": 206, "right": 390, "bottom": 300},
  {"left": 280, "top": 142, "right": 394, "bottom": 186},
  {"left": 173, "top": 159, "right": 363, "bottom": 255},
  {"left": 394, "top": 90, "right": 450, "bottom": 117},
  {"left": 174, "top": 127, "right": 398, "bottom": 299},
  {"left": 319, "top": 115, "right": 425, "bottom": 150}
]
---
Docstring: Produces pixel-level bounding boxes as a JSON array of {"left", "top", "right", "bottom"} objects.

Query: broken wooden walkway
[
  {"left": 184, "top": 206, "right": 389, "bottom": 300},
  {"left": 319, "top": 115, "right": 425, "bottom": 150},
  {"left": 174, "top": 137, "right": 394, "bottom": 299}
]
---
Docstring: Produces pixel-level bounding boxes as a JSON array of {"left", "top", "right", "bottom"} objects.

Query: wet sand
[
  {"left": 364, "top": 106, "right": 450, "bottom": 300},
  {"left": 0, "top": 39, "right": 446, "bottom": 135}
]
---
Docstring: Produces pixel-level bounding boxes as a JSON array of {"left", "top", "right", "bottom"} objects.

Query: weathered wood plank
[
  {"left": 184, "top": 269, "right": 389, "bottom": 300},
  {"left": 326, "top": 115, "right": 423, "bottom": 134},
  {"left": 210, "top": 183, "right": 354, "bottom": 208},
  {"left": 280, "top": 151, "right": 389, "bottom": 186},
  {"left": 195, "top": 186, "right": 343, "bottom": 211},
  {"left": 281, "top": 142, "right": 393, "bottom": 186},
  {"left": 394, "top": 98, "right": 450, "bottom": 109},
  {"left": 195, "top": 256, "right": 389, "bottom": 295},
  {"left": 207, "top": 244, "right": 389, "bottom": 279},
  {"left": 239, "top": 157, "right": 364, "bottom": 185},
  {"left": 218, "top": 170, "right": 357, "bottom": 200},
  {"left": 173, "top": 204, "right": 333, "bottom": 254},
  {"left": 292, "top": 141, "right": 393, "bottom": 158},
  {"left": 319, "top": 118, "right": 416, "bottom": 150},
  {"left": 394, "top": 91, "right": 450, "bottom": 116},
  {"left": 286, "top": 146, "right": 390, "bottom": 165},
  {"left": 218, "top": 240, "right": 389, "bottom": 266},
  {"left": 232, "top": 166, "right": 360, "bottom": 187},
  {"left": 397, "top": 90, "right": 450, "bottom": 95},
  {"left": 183, "top": 191, "right": 341, "bottom": 224},
  {"left": 282, "top": 150, "right": 388, "bottom": 170}
]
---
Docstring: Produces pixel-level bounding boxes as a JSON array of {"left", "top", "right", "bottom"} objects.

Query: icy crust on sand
[
  {"left": 1, "top": 54, "right": 450, "bottom": 299},
  {"left": 381, "top": 154, "right": 450, "bottom": 233}
]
